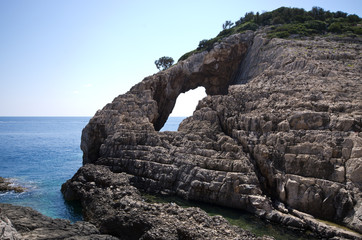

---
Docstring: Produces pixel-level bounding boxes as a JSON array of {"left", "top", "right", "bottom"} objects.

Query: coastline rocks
[
  {"left": 0, "top": 203, "right": 118, "bottom": 240},
  {"left": 69, "top": 31, "right": 362, "bottom": 239},
  {"left": 0, "top": 212, "right": 21, "bottom": 240},
  {"left": 0, "top": 177, "right": 26, "bottom": 193},
  {"left": 62, "top": 164, "right": 273, "bottom": 240}
]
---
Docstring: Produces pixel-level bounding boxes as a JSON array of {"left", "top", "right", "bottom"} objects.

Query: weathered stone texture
[
  {"left": 61, "top": 164, "right": 272, "bottom": 240},
  {"left": 0, "top": 177, "right": 25, "bottom": 193},
  {"left": 0, "top": 203, "right": 118, "bottom": 240},
  {"left": 67, "top": 32, "right": 362, "bottom": 239}
]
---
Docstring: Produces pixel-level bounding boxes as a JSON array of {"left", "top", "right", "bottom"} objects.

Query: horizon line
[
  {"left": 0, "top": 115, "right": 188, "bottom": 118},
  {"left": 0, "top": 115, "right": 92, "bottom": 118}
]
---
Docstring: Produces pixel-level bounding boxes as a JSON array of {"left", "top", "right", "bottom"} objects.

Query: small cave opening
[{"left": 160, "top": 86, "right": 206, "bottom": 131}]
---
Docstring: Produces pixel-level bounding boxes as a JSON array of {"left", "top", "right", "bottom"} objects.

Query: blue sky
[{"left": 1, "top": 0, "right": 361, "bottom": 116}]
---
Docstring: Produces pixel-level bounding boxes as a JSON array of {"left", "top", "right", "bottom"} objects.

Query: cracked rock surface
[
  {"left": 66, "top": 31, "right": 362, "bottom": 239},
  {"left": 62, "top": 164, "right": 272, "bottom": 240},
  {"left": 0, "top": 203, "right": 118, "bottom": 240}
]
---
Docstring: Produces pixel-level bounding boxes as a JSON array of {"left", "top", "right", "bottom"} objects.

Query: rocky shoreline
[
  {"left": 0, "top": 165, "right": 273, "bottom": 240},
  {"left": 66, "top": 30, "right": 361, "bottom": 239},
  {"left": 2, "top": 31, "right": 361, "bottom": 240},
  {"left": 62, "top": 164, "right": 361, "bottom": 239},
  {"left": 61, "top": 164, "right": 273, "bottom": 239},
  {"left": 0, "top": 177, "right": 26, "bottom": 193},
  {"left": 0, "top": 203, "right": 119, "bottom": 240}
]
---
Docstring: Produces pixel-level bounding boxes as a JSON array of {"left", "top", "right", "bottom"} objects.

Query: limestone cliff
[{"left": 65, "top": 30, "right": 362, "bottom": 239}]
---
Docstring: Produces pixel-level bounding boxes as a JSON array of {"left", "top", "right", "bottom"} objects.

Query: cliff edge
[{"left": 63, "top": 29, "right": 362, "bottom": 239}]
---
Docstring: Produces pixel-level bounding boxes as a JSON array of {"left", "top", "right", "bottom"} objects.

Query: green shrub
[
  {"left": 351, "top": 26, "right": 362, "bottom": 34},
  {"left": 268, "top": 23, "right": 311, "bottom": 38},
  {"left": 304, "top": 20, "right": 327, "bottom": 32},
  {"left": 287, "top": 23, "right": 308, "bottom": 34},
  {"left": 244, "top": 12, "right": 255, "bottom": 22},
  {"left": 240, "top": 22, "right": 259, "bottom": 31},
  {"left": 272, "top": 16, "right": 285, "bottom": 24},
  {"left": 178, "top": 50, "right": 196, "bottom": 62},
  {"left": 217, "top": 28, "right": 234, "bottom": 38},
  {"left": 310, "top": 7, "right": 326, "bottom": 21},
  {"left": 328, "top": 22, "right": 343, "bottom": 33},
  {"left": 334, "top": 11, "right": 347, "bottom": 18},
  {"left": 197, "top": 38, "right": 218, "bottom": 51},
  {"left": 197, "top": 39, "right": 209, "bottom": 50},
  {"left": 268, "top": 31, "right": 290, "bottom": 38},
  {"left": 234, "top": 21, "right": 259, "bottom": 33},
  {"left": 347, "top": 14, "right": 360, "bottom": 23}
]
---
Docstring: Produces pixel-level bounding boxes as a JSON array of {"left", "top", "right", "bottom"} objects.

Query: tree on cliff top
[
  {"left": 222, "top": 20, "right": 234, "bottom": 30},
  {"left": 155, "top": 56, "right": 174, "bottom": 71}
]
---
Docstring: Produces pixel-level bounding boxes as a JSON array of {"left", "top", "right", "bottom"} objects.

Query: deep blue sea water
[{"left": 0, "top": 117, "right": 90, "bottom": 221}]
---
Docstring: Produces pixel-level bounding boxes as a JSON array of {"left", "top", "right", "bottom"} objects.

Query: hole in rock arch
[{"left": 160, "top": 86, "right": 207, "bottom": 131}]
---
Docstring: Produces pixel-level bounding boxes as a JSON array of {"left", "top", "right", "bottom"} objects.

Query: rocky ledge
[
  {"left": 1, "top": 166, "right": 268, "bottom": 240},
  {"left": 0, "top": 203, "right": 118, "bottom": 240},
  {"left": 64, "top": 30, "right": 362, "bottom": 239},
  {"left": 61, "top": 164, "right": 272, "bottom": 240}
]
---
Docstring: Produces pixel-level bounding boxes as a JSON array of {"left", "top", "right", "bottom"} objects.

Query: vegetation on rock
[
  {"left": 178, "top": 6, "right": 361, "bottom": 62},
  {"left": 154, "top": 56, "right": 174, "bottom": 71},
  {"left": 222, "top": 20, "right": 234, "bottom": 30}
]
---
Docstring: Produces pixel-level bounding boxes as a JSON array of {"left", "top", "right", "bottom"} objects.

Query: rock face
[
  {"left": 0, "top": 203, "right": 118, "bottom": 240},
  {"left": 67, "top": 31, "right": 362, "bottom": 239},
  {"left": 0, "top": 209, "right": 21, "bottom": 240},
  {"left": 62, "top": 164, "right": 272, "bottom": 240}
]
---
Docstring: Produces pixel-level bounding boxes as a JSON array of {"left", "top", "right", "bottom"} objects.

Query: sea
[{"left": 0, "top": 116, "right": 314, "bottom": 239}]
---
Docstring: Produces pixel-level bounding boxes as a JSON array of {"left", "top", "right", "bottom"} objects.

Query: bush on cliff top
[
  {"left": 178, "top": 6, "right": 362, "bottom": 62},
  {"left": 155, "top": 56, "right": 174, "bottom": 71}
]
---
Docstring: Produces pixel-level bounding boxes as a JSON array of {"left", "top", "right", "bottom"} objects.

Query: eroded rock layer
[
  {"left": 61, "top": 164, "right": 272, "bottom": 240},
  {"left": 67, "top": 31, "right": 362, "bottom": 239}
]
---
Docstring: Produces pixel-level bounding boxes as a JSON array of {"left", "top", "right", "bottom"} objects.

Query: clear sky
[{"left": 1, "top": 0, "right": 361, "bottom": 117}]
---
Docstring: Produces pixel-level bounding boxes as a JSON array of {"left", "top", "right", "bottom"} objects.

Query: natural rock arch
[
  {"left": 129, "top": 33, "right": 252, "bottom": 131},
  {"left": 81, "top": 32, "right": 253, "bottom": 164}
]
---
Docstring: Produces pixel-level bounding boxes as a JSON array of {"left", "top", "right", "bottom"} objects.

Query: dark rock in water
[
  {"left": 0, "top": 177, "right": 26, "bottom": 193},
  {"left": 0, "top": 203, "right": 119, "bottom": 240},
  {"left": 62, "top": 164, "right": 273, "bottom": 240},
  {"left": 71, "top": 30, "right": 362, "bottom": 239}
]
